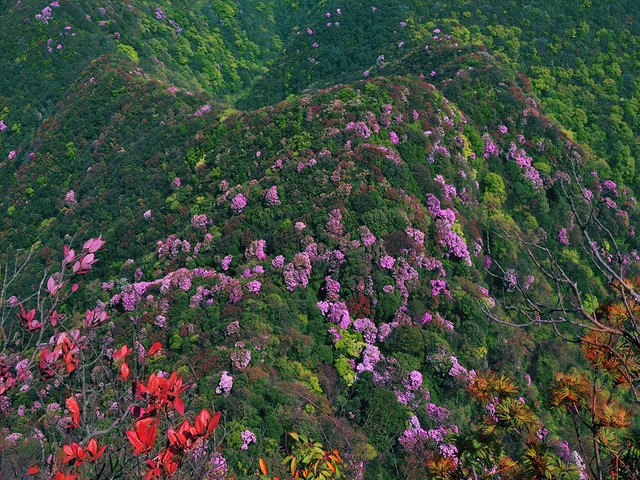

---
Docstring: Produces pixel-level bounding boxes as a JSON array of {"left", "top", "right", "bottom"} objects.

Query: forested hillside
[{"left": 1, "top": 1, "right": 640, "bottom": 479}]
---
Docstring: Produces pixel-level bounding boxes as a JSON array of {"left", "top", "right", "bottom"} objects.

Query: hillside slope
[{"left": 1, "top": 2, "right": 640, "bottom": 479}]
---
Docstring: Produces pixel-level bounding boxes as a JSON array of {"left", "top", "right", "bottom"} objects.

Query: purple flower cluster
[
  {"left": 504, "top": 268, "right": 518, "bottom": 291},
  {"left": 558, "top": 228, "right": 569, "bottom": 246},
  {"left": 359, "top": 226, "right": 376, "bottom": 247},
  {"left": 226, "top": 321, "right": 239, "bottom": 336},
  {"left": 508, "top": 143, "right": 542, "bottom": 190},
  {"left": 192, "top": 105, "right": 212, "bottom": 117},
  {"left": 405, "top": 370, "right": 422, "bottom": 390},
  {"left": 364, "top": 112, "right": 381, "bottom": 134},
  {"left": 271, "top": 255, "right": 285, "bottom": 270},
  {"left": 221, "top": 255, "right": 233, "bottom": 271},
  {"left": 352, "top": 317, "right": 378, "bottom": 344},
  {"left": 356, "top": 345, "right": 382, "bottom": 373},
  {"left": 482, "top": 133, "right": 499, "bottom": 158},
  {"left": 231, "top": 344, "right": 251, "bottom": 369},
  {"left": 245, "top": 240, "right": 267, "bottom": 261},
  {"left": 426, "top": 403, "right": 451, "bottom": 422},
  {"left": 35, "top": 3, "right": 58, "bottom": 24},
  {"left": 296, "top": 156, "right": 317, "bottom": 172},
  {"left": 317, "top": 300, "right": 350, "bottom": 329},
  {"left": 426, "top": 195, "right": 471, "bottom": 266},
  {"left": 449, "top": 355, "right": 474, "bottom": 381},
  {"left": 602, "top": 180, "right": 618, "bottom": 196},
  {"left": 157, "top": 234, "right": 192, "bottom": 259},
  {"left": 240, "top": 430, "right": 256, "bottom": 450},
  {"left": 203, "top": 452, "right": 228, "bottom": 480},
  {"left": 246, "top": 280, "right": 262, "bottom": 293},
  {"left": 344, "top": 121, "right": 371, "bottom": 139},
  {"left": 398, "top": 416, "right": 429, "bottom": 451},
  {"left": 64, "top": 190, "right": 78, "bottom": 208},
  {"left": 431, "top": 279, "right": 451, "bottom": 298},
  {"left": 324, "top": 275, "right": 341, "bottom": 301},
  {"left": 191, "top": 214, "right": 209, "bottom": 231},
  {"left": 603, "top": 197, "right": 617, "bottom": 209},
  {"left": 325, "top": 208, "right": 344, "bottom": 238},
  {"left": 283, "top": 253, "right": 312, "bottom": 291},
  {"left": 379, "top": 255, "right": 395, "bottom": 269},
  {"left": 434, "top": 175, "right": 457, "bottom": 200},
  {"left": 216, "top": 371, "right": 233, "bottom": 396},
  {"left": 230, "top": 193, "right": 247, "bottom": 214},
  {"left": 263, "top": 185, "right": 281, "bottom": 207}
]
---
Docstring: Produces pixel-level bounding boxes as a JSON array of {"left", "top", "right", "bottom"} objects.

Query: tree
[{"left": 483, "top": 147, "right": 640, "bottom": 479}]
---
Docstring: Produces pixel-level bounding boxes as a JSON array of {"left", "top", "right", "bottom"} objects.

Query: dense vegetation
[{"left": 1, "top": 1, "right": 640, "bottom": 479}]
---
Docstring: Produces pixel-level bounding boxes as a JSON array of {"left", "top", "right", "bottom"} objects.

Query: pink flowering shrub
[
  {"left": 230, "top": 193, "right": 247, "bottom": 214},
  {"left": 283, "top": 253, "right": 312, "bottom": 291},
  {"left": 245, "top": 239, "right": 267, "bottom": 260},
  {"left": 241, "top": 430, "right": 256, "bottom": 450},
  {"left": 64, "top": 190, "right": 78, "bottom": 208},
  {"left": 263, "top": 185, "right": 281, "bottom": 207},
  {"left": 508, "top": 143, "right": 542, "bottom": 191},
  {"left": 344, "top": 121, "right": 371, "bottom": 139},
  {"left": 191, "top": 214, "right": 209, "bottom": 231},
  {"left": 216, "top": 371, "right": 233, "bottom": 396},
  {"left": 482, "top": 133, "right": 499, "bottom": 158}
]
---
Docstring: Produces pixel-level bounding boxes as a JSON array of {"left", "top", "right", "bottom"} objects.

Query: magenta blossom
[{"left": 83, "top": 235, "right": 105, "bottom": 253}]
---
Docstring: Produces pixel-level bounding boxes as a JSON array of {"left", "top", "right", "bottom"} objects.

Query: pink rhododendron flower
[
  {"left": 241, "top": 430, "right": 256, "bottom": 450},
  {"left": 231, "top": 193, "right": 247, "bottom": 214}
]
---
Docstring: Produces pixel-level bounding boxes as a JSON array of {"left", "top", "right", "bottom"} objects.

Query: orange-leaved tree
[{"left": 258, "top": 432, "right": 343, "bottom": 480}]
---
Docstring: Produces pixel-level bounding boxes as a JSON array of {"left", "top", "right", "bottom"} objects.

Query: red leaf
[
  {"left": 49, "top": 310, "right": 61, "bottom": 326},
  {"left": 174, "top": 396, "right": 185, "bottom": 416},
  {"left": 83, "top": 235, "right": 105, "bottom": 253},
  {"left": 54, "top": 474, "right": 78, "bottom": 480},
  {"left": 86, "top": 438, "right": 107, "bottom": 461},
  {"left": 167, "top": 429, "right": 179, "bottom": 445},
  {"left": 94, "top": 444, "right": 107, "bottom": 459},
  {"left": 72, "top": 283, "right": 79, "bottom": 292},
  {"left": 147, "top": 342, "right": 162, "bottom": 356},
  {"left": 119, "top": 362, "right": 130, "bottom": 381},
  {"left": 113, "top": 345, "right": 132, "bottom": 359},
  {"left": 125, "top": 430, "right": 145, "bottom": 455},
  {"left": 210, "top": 411, "right": 221, "bottom": 432},
  {"left": 66, "top": 397, "right": 80, "bottom": 427},
  {"left": 195, "top": 409, "right": 209, "bottom": 433},
  {"left": 28, "top": 467, "right": 40, "bottom": 475}
]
